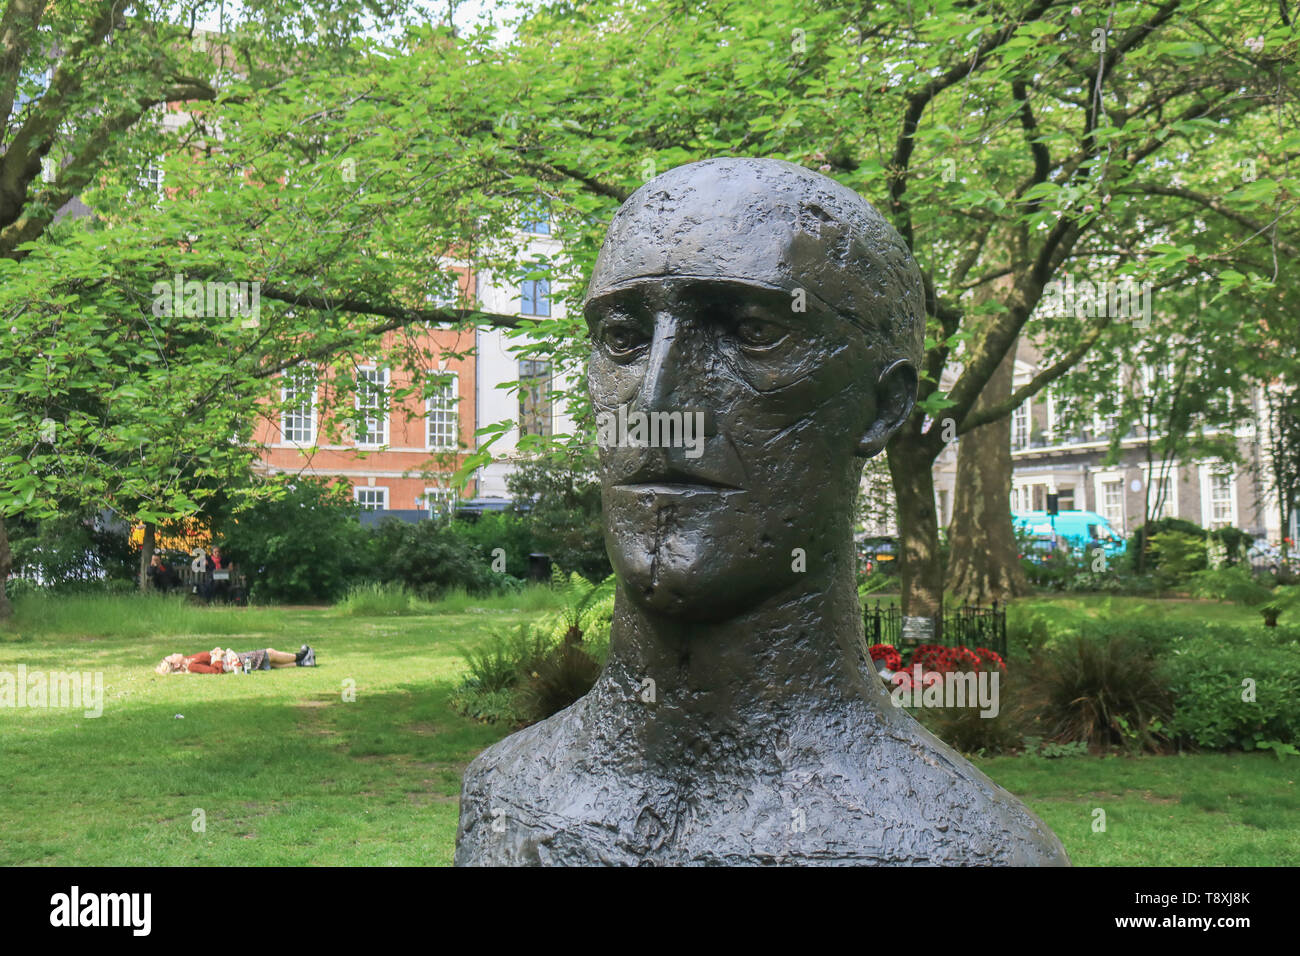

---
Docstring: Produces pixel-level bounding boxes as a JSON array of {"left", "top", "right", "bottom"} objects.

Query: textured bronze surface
[{"left": 455, "top": 158, "right": 1070, "bottom": 866}]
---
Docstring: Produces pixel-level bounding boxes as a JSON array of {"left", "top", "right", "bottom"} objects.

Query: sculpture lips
[{"left": 613, "top": 463, "right": 742, "bottom": 491}]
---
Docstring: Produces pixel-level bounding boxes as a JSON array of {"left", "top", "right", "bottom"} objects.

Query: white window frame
[
  {"left": 1093, "top": 469, "right": 1127, "bottom": 533},
  {"left": 1010, "top": 481, "right": 1035, "bottom": 513},
  {"left": 354, "top": 486, "right": 389, "bottom": 511},
  {"left": 1199, "top": 461, "right": 1238, "bottom": 529},
  {"left": 280, "top": 366, "right": 317, "bottom": 446},
  {"left": 355, "top": 366, "right": 390, "bottom": 447},
  {"left": 1047, "top": 390, "right": 1074, "bottom": 443},
  {"left": 426, "top": 372, "right": 460, "bottom": 450},
  {"left": 519, "top": 278, "right": 551, "bottom": 317},
  {"left": 420, "top": 486, "right": 458, "bottom": 520},
  {"left": 1011, "top": 399, "right": 1031, "bottom": 450},
  {"left": 1140, "top": 462, "right": 1180, "bottom": 520},
  {"left": 1056, "top": 484, "right": 1077, "bottom": 511}
]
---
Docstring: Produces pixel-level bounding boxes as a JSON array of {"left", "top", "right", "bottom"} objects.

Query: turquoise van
[{"left": 1012, "top": 510, "right": 1127, "bottom": 558}]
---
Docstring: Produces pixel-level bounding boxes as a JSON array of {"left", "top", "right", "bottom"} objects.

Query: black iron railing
[{"left": 862, "top": 600, "right": 1007, "bottom": 659}]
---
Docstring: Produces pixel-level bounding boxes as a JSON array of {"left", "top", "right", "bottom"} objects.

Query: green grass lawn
[{"left": 1, "top": 591, "right": 1295, "bottom": 865}]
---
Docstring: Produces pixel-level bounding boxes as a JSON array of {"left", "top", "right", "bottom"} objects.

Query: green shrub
[
  {"left": 1185, "top": 566, "right": 1273, "bottom": 605},
  {"left": 1061, "top": 570, "right": 1129, "bottom": 593},
  {"left": 1161, "top": 632, "right": 1300, "bottom": 750},
  {"left": 448, "top": 512, "right": 540, "bottom": 580},
  {"left": 452, "top": 604, "right": 610, "bottom": 727},
  {"left": 8, "top": 513, "right": 136, "bottom": 591},
  {"left": 1125, "top": 517, "right": 1206, "bottom": 572},
  {"left": 1147, "top": 531, "right": 1208, "bottom": 585},
  {"left": 513, "top": 642, "right": 603, "bottom": 726},
  {"left": 1029, "top": 632, "right": 1174, "bottom": 752},
  {"left": 217, "top": 477, "right": 370, "bottom": 604},
  {"left": 914, "top": 670, "right": 1030, "bottom": 755},
  {"left": 372, "top": 517, "right": 518, "bottom": 598},
  {"left": 505, "top": 449, "right": 611, "bottom": 583},
  {"left": 1207, "top": 526, "right": 1251, "bottom": 567},
  {"left": 459, "top": 625, "right": 553, "bottom": 696}
]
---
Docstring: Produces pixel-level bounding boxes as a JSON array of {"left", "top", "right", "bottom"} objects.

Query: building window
[
  {"left": 1047, "top": 390, "right": 1079, "bottom": 443},
  {"left": 355, "top": 487, "right": 388, "bottom": 511},
  {"left": 1149, "top": 476, "right": 1172, "bottom": 518},
  {"left": 426, "top": 373, "right": 459, "bottom": 450},
  {"left": 280, "top": 367, "right": 316, "bottom": 445},
  {"left": 1209, "top": 473, "right": 1233, "bottom": 525},
  {"left": 1057, "top": 486, "right": 1075, "bottom": 511},
  {"left": 356, "top": 367, "right": 389, "bottom": 446},
  {"left": 421, "top": 487, "right": 458, "bottom": 521},
  {"left": 1204, "top": 467, "right": 1236, "bottom": 528},
  {"left": 1011, "top": 401, "right": 1030, "bottom": 450},
  {"left": 1101, "top": 480, "right": 1124, "bottom": 527},
  {"left": 1011, "top": 485, "right": 1032, "bottom": 512},
  {"left": 521, "top": 201, "right": 551, "bottom": 235},
  {"left": 1092, "top": 410, "right": 1119, "bottom": 438},
  {"left": 139, "top": 162, "right": 163, "bottom": 193},
  {"left": 520, "top": 279, "right": 550, "bottom": 317},
  {"left": 519, "top": 360, "right": 552, "bottom": 437}
]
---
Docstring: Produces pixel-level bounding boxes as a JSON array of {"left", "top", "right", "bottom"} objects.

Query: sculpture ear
[{"left": 857, "top": 359, "right": 917, "bottom": 458}]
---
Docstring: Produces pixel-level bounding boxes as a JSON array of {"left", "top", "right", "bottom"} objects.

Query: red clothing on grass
[{"left": 185, "top": 652, "right": 224, "bottom": 674}]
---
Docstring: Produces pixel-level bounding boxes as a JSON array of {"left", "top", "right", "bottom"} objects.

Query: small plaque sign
[{"left": 901, "top": 615, "right": 935, "bottom": 645}]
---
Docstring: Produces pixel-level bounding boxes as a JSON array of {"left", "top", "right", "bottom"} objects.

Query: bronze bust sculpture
[{"left": 455, "top": 158, "right": 1069, "bottom": 866}]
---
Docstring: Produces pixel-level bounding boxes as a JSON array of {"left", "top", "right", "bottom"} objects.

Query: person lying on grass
[{"left": 155, "top": 645, "right": 316, "bottom": 675}]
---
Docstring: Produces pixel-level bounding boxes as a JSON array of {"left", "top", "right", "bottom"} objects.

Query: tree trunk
[
  {"left": 138, "top": 521, "right": 156, "bottom": 592},
  {"left": 887, "top": 437, "right": 944, "bottom": 629},
  {"left": 0, "top": 515, "right": 12, "bottom": 620},
  {"left": 947, "top": 338, "right": 1031, "bottom": 603}
]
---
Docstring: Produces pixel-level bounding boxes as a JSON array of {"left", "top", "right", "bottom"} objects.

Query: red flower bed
[
  {"left": 868, "top": 643, "right": 904, "bottom": 672},
  {"left": 974, "top": 647, "right": 1007, "bottom": 673},
  {"left": 907, "top": 643, "right": 1006, "bottom": 674}
]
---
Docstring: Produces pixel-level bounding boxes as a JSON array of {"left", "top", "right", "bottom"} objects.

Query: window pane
[
  {"left": 521, "top": 201, "right": 551, "bottom": 235},
  {"left": 1211, "top": 472, "right": 1233, "bottom": 524},
  {"left": 281, "top": 368, "right": 315, "bottom": 444},
  {"left": 520, "top": 279, "right": 551, "bottom": 317},
  {"left": 1011, "top": 403, "right": 1029, "bottom": 450},
  {"left": 427, "top": 376, "right": 458, "bottom": 449},
  {"left": 423, "top": 487, "right": 457, "bottom": 520},
  {"left": 519, "top": 360, "right": 552, "bottom": 437},
  {"left": 355, "top": 488, "right": 387, "bottom": 511},
  {"left": 1101, "top": 480, "right": 1123, "bottom": 525},
  {"left": 357, "top": 368, "right": 388, "bottom": 445}
]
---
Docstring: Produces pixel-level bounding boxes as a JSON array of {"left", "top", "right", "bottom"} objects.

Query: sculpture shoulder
[
  {"left": 815, "top": 717, "right": 1071, "bottom": 866},
  {"left": 454, "top": 699, "right": 1070, "bottom": 866},
  {"left": 454, "top": 702, "right": 611, "bottom": 866}
]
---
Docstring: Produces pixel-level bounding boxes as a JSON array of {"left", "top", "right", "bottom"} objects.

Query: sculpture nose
[{"left": 637, "top": 310, "right": 682, "bottom": 412}]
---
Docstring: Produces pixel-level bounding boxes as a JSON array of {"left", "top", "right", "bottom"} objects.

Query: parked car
[
  {"left": 857, "top": 535, "right": 899, "bottom": 575},
  {"left": 1019, "top": 534, "right": 1071, "bottom": 565},
  {"left": 1012, "top": 510, "right": 1126, "bottom": 559},
  {"left": 1248, "top": 539, "right": 1297, "bottom": 576}
]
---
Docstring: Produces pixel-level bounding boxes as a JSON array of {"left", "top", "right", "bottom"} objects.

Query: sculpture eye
[
  {"left": 600, "top": 321, "right": 649, "bottom": 358},
  {"left": 732, "top": 317, "right": 788, "bottom": 351}
]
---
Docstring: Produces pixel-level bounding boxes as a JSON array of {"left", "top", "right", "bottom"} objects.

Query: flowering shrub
[
  {"left": 868, "top": 643, "right": 903, "bottom": 672},
  {"left": 908, "top": 643, "right": 1006, "bottom": 674}
]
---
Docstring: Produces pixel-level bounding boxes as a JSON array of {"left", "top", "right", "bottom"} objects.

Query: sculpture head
[{"left": 584, "top": 157, "right": 925, "bottom": 621}]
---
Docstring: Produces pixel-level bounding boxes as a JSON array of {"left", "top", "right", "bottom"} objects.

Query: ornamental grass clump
[{"left": 1030, "top": 632, "right": 1173, "bottom": 753}]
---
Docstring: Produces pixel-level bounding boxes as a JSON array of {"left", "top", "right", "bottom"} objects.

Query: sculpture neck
[{"left": 597, "top": 562, "right": 876, "bottom": 728}]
